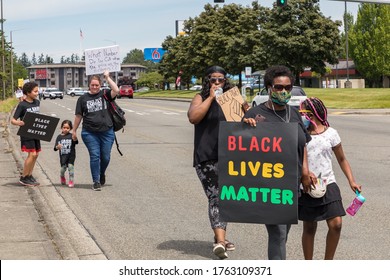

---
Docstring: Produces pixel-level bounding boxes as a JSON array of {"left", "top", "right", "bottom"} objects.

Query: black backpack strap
[{"left": 114, "top": 134, "right": 123, "bottom": 156}]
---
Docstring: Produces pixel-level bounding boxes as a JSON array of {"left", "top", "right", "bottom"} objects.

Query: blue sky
[{"left": 5, "top": 0, "right": 360, "bottom": 62}]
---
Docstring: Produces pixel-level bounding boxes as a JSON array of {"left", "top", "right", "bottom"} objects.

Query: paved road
[{"left": 7, "top": 96, "right": 390, "bottom": 260}]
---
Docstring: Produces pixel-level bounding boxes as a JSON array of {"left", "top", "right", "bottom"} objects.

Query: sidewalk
[{"left": 0, "top": 112, "right": 106, "bottom": 260}]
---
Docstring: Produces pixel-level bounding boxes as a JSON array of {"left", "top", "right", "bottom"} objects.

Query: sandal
[
  {"left": 213, "top": 241, "right": 228, "bottom": 259},
  {"left": 214, "top": 237, "right": 236, "bottom": 251}
]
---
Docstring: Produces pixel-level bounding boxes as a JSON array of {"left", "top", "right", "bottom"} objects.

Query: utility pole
[{"left": 1, "top": 0, "right": 6, "bottom": 100}]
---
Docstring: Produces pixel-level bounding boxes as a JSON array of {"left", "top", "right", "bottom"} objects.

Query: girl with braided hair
[{"left": 298, "top": 97, "right": 362, "bottom": 260}]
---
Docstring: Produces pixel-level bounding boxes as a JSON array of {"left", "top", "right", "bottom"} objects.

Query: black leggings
[{"left": 195, "top": 160, "right": 227, "bottom": 230}]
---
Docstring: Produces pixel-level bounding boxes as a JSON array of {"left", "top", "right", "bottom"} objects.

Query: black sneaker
[
  {"left": 19, "top": 176, "right": 35, "bottom": 187},
  {"left": 100, "top": 174, "right": 106, "bottom": 185},
  {"left": 28, "top": 175, "right": 40, "bottom": 186},
  {"left": 92, "top": 182, "right": 101, "bottom": 191}
]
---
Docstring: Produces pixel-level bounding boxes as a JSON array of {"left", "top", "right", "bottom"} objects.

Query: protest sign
[
  {"left": 218, "top": 122, "right": 299, "bottom": 224},
  {"left": 85, "top": 45, "right": 121, "bottom": 75},
  {"left": 17, "top": 112, "right": 60, "bottom": 142},
  {"left": 215, "top": 86, "right": 246, "bottom": 122}
]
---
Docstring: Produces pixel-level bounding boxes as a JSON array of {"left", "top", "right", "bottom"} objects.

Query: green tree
[
  {"left": 136, "top": 71, "right": 164, "bottom": 89},
  {"left": 31, "top": 53, "right": 37, "bottom": 65},
  {"left": 123, "top": 48, "right": 145, "bottom": 64},
  {"left": 123, "top": 48, "right": 159, "bottom": 72},
  {"left": 159, "top": 1, "right": 341, "bottom": 87},
  {"left": 160, "top": 2, "right": 265, "bottom": 88},
  {"left": 259, "top": 0, "right": 341, "bottom": 84},
  {"left": 17, "top": 52, "right": 31, "bottom": 68},
  {"left": 349, "top": 4, "right": 390, "bottom": 87}
]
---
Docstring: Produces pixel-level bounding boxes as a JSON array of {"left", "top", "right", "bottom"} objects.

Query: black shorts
[{"left": 21, "top": 137, "right": 41, "bottom": 153}]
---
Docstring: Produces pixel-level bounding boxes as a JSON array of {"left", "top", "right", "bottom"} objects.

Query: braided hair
[{"left": 302, "top": 97, "right": 330, "bottom": 127}]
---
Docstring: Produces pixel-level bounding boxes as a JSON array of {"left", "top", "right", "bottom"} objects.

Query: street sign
[
  {"left": 144, "top": 48, "right": 166, "bottom": 62},
  {"left": 245, "top": 67, "right": 252, "bottom": 78}
]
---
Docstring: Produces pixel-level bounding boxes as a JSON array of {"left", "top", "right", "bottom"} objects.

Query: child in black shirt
[
  {"left": 11, "top": 82, "right": 41, "bottom": 186},
  {"left": 54, "top": 120, "right": 78, "bottom": 188}
]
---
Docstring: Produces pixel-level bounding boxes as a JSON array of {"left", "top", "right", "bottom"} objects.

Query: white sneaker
[{"left": 213, "top": 243, "right": 228, "bottom": 259}]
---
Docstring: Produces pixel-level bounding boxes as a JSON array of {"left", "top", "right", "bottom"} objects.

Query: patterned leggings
[
  {"left": 60, "top": 164, "right": 74, "bottom": 181},
  {"left": 195, "top": 160, "right": 227, "bottom": 230}
]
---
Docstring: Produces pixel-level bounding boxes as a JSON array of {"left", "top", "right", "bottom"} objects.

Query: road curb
[{"left": 6, "top": 114, "right": 107, "bottom": 260}]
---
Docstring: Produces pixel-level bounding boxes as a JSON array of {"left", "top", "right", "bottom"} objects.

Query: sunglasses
[
  {"left": 272, "top": 84, "right": 293, "bottom": 91},
  {"left": 299, "top": 110, "right": 313, "bottom": 118},
  {"left": 209, "top": 77, "right": 226, "bottom": 83}
]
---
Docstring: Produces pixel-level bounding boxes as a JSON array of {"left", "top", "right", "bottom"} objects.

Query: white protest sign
[{"left": 85, "top": 45, "right": 121, "bottom": 75}]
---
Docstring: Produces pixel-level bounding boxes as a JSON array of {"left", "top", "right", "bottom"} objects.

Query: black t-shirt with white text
[
  {"left": 54, "top": 133, "right": 79, "bottom": 166},
  {"left": 75, "top": 90, "right": 114, "bottom": 132},
  {"left": 13, "top": 99, "right": 40, "bottom": 120}
]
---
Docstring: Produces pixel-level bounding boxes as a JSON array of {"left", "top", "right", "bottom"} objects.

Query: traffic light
[
  {"left": 276, "top": 0, "right": 287, "bottom": 7},
  {"left": 214, "top": 0, "right": 225, "bottom": 3}
]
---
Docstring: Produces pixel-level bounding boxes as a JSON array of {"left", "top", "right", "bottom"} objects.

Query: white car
[
  {"left": 251, "top": 86, "right": 307, "bottom": 108},
  {"left": 42, "top": 88, "right": 64, "bottom": 100},
  {"left": 189, "top": 85, "right": 202, "bottom": 91},
  {"left": 66, "top": 87, "right": 88, "bottom": 97}
]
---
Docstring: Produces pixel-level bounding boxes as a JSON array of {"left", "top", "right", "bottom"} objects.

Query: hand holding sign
[
  {"left": 216, "top": 86, "right": 246, "bottom": 122},
  {"left": 85, "top": 45, "right": 121, "bottom": 75},
  {"left": 17, "top": 112, "right": 60, "bottom": 142}
]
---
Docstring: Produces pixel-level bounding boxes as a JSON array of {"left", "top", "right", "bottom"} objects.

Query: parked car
[
  {"left": 251, "top": 86, "right": 307, "bottom": 108},
  {"left": 118, "top": 85, "right": 133, "bottom": 98},
  {"left": 66, "top": 87, "right": 88, "bottom": 97},
  {"left": 189, "top": 85, "right": 202, "bottom": 91},
  {"left": 42, "top": 88, "right": 64, "bottom": 100},
  {"left": 134, "top": 86, "right": 150, "bottom": 92}
]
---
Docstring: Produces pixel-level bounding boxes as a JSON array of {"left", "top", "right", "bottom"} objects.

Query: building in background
[{"left": 27, "top": 63, "right": 147, "bottom": 90}]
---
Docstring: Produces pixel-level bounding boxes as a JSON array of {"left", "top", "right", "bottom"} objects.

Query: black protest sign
[
  {"left": 17, "top": 112, "right": 60, "bottom": 142},
  {"left": 218, "top": 122, "right": 299, "bottom": 224}
]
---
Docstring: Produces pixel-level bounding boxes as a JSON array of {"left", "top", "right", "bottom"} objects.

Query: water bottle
[
  {"left": 346, "top": 190, "right": 365, "bottom": 216},
  {"left": 215, "top": 87, "right": 223, "bottom": 97}
]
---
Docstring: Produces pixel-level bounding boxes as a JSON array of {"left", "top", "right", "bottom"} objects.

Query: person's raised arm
[
  {"left": 104, "top": 70, "right": 119, "bottom": 99},
  {"left": 187, "top": 93, "right": 215, "bottom": 124}
]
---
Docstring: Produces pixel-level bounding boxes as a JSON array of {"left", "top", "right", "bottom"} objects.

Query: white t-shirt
[{"left": 307, "top": 127, "right": 341, "bottom": 185}]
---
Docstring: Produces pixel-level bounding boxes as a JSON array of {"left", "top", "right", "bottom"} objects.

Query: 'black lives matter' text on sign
[
  {"left": 218, "top": 122, "right": 299, "bottom": 224},
  {"left": 17, "top": 112, "right": 60, "bottom": 142}
]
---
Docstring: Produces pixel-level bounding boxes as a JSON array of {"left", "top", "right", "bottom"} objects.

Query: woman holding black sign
[
  {"left": 188, "top": 66, "right": 236, "bottom": 259},
  {"left": 72, "top": 70, "right": 119, "bottom": 191},
  {"left": 242, "top": 65, "right": 312, "bottom": 259}
]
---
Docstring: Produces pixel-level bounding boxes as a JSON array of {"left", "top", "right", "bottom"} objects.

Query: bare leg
[
  {"left": 302, "top": 221, "right": 317, "bottom": 260},
  {"left": 214, "top": 228, "right": 226, "bottom": 243},
  {"left": 23, "top": 152, "right": 38, "bottom": 176},
  {"left": 324, "top": 216, "right": 342, "bottom": 260}
]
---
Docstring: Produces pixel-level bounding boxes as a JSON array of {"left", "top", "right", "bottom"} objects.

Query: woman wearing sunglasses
[
  {"left": 187, "top": 66, "right": 235, "bottom": 259},
  {"left": 242, "top": 65, "right": 312, "bottom": 259}
]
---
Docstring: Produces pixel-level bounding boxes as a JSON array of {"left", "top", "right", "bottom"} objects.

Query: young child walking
[
  {"left": 11, "top": 82, "right": 41, "bottom": 186},
  {"left": 298, "top": 97, "right": 362, "bottom": 260},
  {"left": 54, "top": 120, "right": 78, "bottom": 188}
]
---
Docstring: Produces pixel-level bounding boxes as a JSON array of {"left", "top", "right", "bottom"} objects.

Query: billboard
[{"left": 144, "top": 48, "right": 166, "bottom": 63}]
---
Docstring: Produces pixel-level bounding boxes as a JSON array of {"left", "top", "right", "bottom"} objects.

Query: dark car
[
  {"left": 251, "top": 86, "right": 307, "bottom": 108},
  {"left": 118, "top": 85, "right": 133, "bottom": 98}
]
